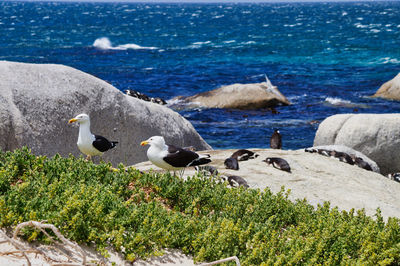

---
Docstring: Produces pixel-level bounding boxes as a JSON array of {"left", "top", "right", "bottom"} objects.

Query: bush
[{"left": 1, "top": 147, "right": 399, "bottom": 264}]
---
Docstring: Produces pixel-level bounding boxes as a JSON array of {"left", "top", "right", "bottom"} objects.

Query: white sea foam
[
  {"left": 192, "top": 41, "right": 211, "bottom": 45},
  {"left": 324, "top": 97, "right": 352, "bottom": 106},
  {"left": 92, "top": 37, "right": 157, "bottom": 50},
  {"left": 241, "top": 41, "right": 256, "bottom": 45},
  {"left": 323, "top": 97, "right": 369, "bottom": 109},
  {"left": 376, "top": 57, "right": 400, "bottom": 64},
  {"left": 370, "top": 29, "right": 380, "bottom": 33},
  {"left": 288, "top": 94, "right": 308, "bottom": 102},
  {"left": 354, "top": 23, "right": 369, "bottom": 28}
]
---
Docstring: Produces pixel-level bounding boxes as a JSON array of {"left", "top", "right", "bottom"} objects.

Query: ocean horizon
[{"left": 1, "top": 0, "right": 399, "bottom": 149}]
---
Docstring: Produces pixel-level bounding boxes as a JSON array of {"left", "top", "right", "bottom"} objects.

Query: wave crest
[{"left": 93, "top": 37, "right": 157, "bottom": 50}]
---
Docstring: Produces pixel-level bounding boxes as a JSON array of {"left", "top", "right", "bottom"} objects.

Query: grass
[{"left": 1, "top": 147, "right": 400, "bottom": 265}]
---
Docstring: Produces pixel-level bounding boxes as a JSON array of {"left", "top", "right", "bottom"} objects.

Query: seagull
[
  {"left": 140, "top": 136, "right": 211, "bottom": 175},
  {"left": 68, "top": 113, "right": 118, "bottom": 161}
]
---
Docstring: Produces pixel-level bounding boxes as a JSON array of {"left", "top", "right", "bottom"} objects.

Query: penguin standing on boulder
[{"left": 270, "top": 129, "right": 282, "bottom": 149}]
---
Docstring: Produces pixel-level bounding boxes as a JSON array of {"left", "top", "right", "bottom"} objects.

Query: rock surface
[
  {"left": 372, "top": 73, "right": 400, "bottom": 100},
  {"left": 0, "top": 61, "right": 211, "bottom": 165},
  {"left": 313, "top": 113, "right": 400, "bottom": 175},
  {"left": 172, "top": 82, "right": 290, "bottom": 110},
  {"left": 134, "top": 148, "right": 400, "bottom": 219}
]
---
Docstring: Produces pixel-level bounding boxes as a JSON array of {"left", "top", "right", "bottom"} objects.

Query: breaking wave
[{"left": 93, "top": 37, "right": 157, "bottom": 50}]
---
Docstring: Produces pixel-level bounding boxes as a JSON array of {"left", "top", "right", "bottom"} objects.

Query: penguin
[
  {"left": 270, "top": 129, "right": 282, "bottom": 149},
  {"left": 263, "top": 157, "right": 291, "bottom": 173},
  {"left": 224, "top": 157, "right": 239, "bottom": 170},
  {"left": 387, "top": 173, "right": 400, "bottom": 183},
  {"left": 221, "top": 175, "right": 249, "bottom": 188},
  {"left": 351, "top": 156, "right": 373, "bottom": 171},
  {"left": 195, "top": 165, "right": 219, "bottom": 176},
  {"left": 230, "top": 149, "right": 259, "bottom": 161},
  {"left": 316, "top": 149, "right": 332, "bottom": 157},
  {"left": 304, "top": 147, "right": 317, "bottom": 153},
  {"left": 330, "top": 150, "right": 354, "bottom": 165}
]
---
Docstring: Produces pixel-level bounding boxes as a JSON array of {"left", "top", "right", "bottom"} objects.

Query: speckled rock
[{"left": 0, "top": 61, "right": 211, "bottom": 165}]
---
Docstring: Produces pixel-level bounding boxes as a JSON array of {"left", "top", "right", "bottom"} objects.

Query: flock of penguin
[{"left": 69, "top": 113, "right": 400, "bottom": 188}]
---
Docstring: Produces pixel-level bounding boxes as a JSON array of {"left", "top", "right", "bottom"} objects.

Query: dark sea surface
[{"left": 1, "top": 1, "right": 399, "bottom": 149}]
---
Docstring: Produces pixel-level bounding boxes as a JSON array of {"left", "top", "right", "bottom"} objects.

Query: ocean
[{"left": 1, "top": 1, "right": 399, "bottom": 149}]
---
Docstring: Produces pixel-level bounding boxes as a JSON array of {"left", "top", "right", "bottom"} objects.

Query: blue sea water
[{"left": 1, "top": 1, "right": 399, "bottom": 149}]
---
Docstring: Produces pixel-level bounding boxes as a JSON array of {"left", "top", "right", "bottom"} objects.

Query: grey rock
[
  {"left": 372, "top": 73, "right": 400, "bottom": 100},
  {"left": 313, "top": 113, "right": 400, "bottom": 175},
  {"left": 0, "top": 61, "right": 211, "bottom": 165},
  {"left": 134, "top": 148, "right": 400, "bottom": 219},
  {"left": 171, "top": 82, "right": 290, "bottom": 110}
]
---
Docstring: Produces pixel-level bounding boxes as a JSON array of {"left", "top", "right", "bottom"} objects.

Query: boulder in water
[{"left": 172, "top": 82, "right": 290, "bottom": 110}]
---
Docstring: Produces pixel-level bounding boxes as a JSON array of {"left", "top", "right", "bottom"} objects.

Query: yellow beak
[
  {"left": 140, "top": 141, "right": 149, "bottom": 146},
  {"left": 68, "top": 118, "right": 78, "bottom": 124}
]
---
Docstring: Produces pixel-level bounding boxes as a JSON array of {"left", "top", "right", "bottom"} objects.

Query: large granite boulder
[
  {"left": 313, "top": 114, "right": 400, "bottom": 175},
  {"left": 372, "top": 73, "right": 400, "bottom": 100},
  {"left": 172, "top": 82, "right": 290, "bottom": 110},
  {"left": 0, "top": 61, "right": 211, "bottom": 165},
  {"left": 134, "top": 148, "right": 400, "bottom": 219}
]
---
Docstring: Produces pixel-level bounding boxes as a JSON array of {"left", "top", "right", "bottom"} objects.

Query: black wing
[
  {"left": 163, "top": 145, "right": 210, "bottom": 168},
  {"left": 92, "top": 135, "right": 118, "bottom": 152}
]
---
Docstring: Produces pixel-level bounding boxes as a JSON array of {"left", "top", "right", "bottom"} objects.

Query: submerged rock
[
  {"left": 0, "top": 61, "right": 211, "bottom": 166},
  {"left": 171, "top": 82, "right": 290, "bottom": 110},
  {"left": 372, "top": 73, "right": 400, "bottom": 100}
]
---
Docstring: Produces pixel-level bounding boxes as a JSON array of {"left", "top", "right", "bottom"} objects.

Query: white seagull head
[
  {"left": 141, "top": 136, "right": 166, "bottom": 149},
  {"left": 69, "top": 113, "right": 90, "bottom": 124}
]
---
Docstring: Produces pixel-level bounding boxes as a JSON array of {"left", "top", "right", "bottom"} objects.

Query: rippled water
[{"left": 1, "top": 1, "right": 399, "bottom": 149}]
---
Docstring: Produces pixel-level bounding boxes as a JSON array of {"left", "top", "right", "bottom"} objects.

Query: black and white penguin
[
  {"left": 221, "top": 175, "right": 249, "bottom": 188},
  {"left": 304, "top": 147, "right": 317, "bottom": 153},
  {"left": 387, "top": 173, "right": 400, "bottom": 183},
  {"left": 195, "top": 165, "right": 219, "bottom": 176},
  {"left": 316, "top": 149, "right": 332, "bottom": 157},
  {"left": 270, "top": 129, "right": 282, "bottom": 149},
  {"left": 351, "top": 156, "right": 373, "bottom": 171},
  {"left": 330, "top": 150, "right": 354, "bottom": 165},
  {"left": 224, "top": 157, "right": 239, "bottom": 170},
  {"left": 230, "top": 149, "right": 259, "bottom": 161},
  {"left": 263, "top": 157, "right": 291, "bottom": 173}
]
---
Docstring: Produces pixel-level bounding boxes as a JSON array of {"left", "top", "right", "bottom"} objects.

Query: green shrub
[{"left": 1, "top": 147, "right": 399, "bottom": 264}]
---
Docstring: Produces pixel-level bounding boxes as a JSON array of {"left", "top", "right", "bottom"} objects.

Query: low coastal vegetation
[{"left": 1, "top": 148, "right": 400, "bottom": 265}]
